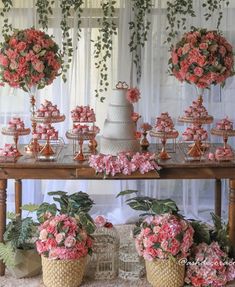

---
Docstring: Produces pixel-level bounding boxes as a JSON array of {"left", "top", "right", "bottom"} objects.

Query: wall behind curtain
[{"left": 0, "top": 0, "right": 235, "bottom": 223}]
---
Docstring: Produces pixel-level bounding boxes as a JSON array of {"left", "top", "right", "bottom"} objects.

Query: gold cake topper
[{"left": 116, "top": 81, "right": 129, "bottom": 89}]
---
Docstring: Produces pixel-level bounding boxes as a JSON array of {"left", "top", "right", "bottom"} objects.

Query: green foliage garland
[
  {"left": 93, "top": 0, "right": 117, "bottom": 102},
  {"left": 129, "top": 0, "right": 152, "bottom": 82},
  {"left": 36, "top": 0, "right": 54, "bottom": 30},
  {"left": 0, "top": 0, "right": 13, "bottom": 36}
]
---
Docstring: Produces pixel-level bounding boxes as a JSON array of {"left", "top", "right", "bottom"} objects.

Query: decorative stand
[
  {"left": 2, "top": 128, "right": 30, "bottom": 157},
  {"left": 211, "top": 128, "right": 235, "bottom": 149},
  {"left": 66, "top": 130, "right": 98, "bottom": 161},
  {"left": 150, "top": 130, "right": 178, "bottom": 160},
  {"left": 32, "top": 115, "right": 65, "bottom": 158}
]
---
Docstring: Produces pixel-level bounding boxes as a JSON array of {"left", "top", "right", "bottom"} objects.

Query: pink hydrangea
[
  {"left": 36, "top": 214, "right": 92, "bottom": 260},
  {"left": 185, "top": 241, "right": 235, "bottom": 287},
  {"left": 169, "top": 28, "right": 234, "bottom": 88},
  {"left": 135, "top": 214, "right": 194, "bottom": 261}
]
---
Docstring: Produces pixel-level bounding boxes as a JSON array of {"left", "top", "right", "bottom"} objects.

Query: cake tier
[
  {"left": 100, "top": 137, "right": 140, "bottom": 155},
  {"left": 109, "top": 89, "right": 131, "bottom": 106},
  {"left": 107, "top": 104, "right": 133, "bottom": 122},
  {"left": 102, "top": 120, "right": 136, "bottom": 140}
]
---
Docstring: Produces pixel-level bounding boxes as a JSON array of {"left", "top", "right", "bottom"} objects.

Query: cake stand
[
  {"left": 66, "top": 130, "right": 98, "bottom": 161},
  {"left": 2, "top": 128, "right": 30, "bottom": 157},
  {"left": 211, "top": 128, "right": 235, "bottom": 149},
  {"left": 32, "top": 115, "right": 65, "bottom": 157},
  {"left": 150, "top": 130, "right": 179, "bottom": 159}
]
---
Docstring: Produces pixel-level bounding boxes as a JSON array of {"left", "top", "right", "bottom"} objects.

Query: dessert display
[
  {"left": 0, "top": 144, "right": 18, "bottom": 160},
  {"left": 215, "top": 146, "right": 233, "bottom": 161},
  {"left": 215, "top": 117, "right": 233, "bottom": 130},
  {"left": 71, "top": 106, "right": 96, "bottom": 122},
  {"left": 179, "top": 96, "right": 213, "bottom": 159},
  {"left": 100, "top": 83, "right": 140, "bottom": 155},
  {"left": 31, "top": 99, "right": 65, "bottom": 157},
  {"left": 150, "top": 112, "right": 178, "bottom": 159},
  {"left": 2, "top": 117, "right": 30, "bottom": 157},
  {"left": 66, "top": 105, "right": 99, "bottom": 161}
]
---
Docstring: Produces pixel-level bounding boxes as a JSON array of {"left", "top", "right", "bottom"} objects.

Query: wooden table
[{"left": 0, "top": 144, "right": 235, "bottom": 275}]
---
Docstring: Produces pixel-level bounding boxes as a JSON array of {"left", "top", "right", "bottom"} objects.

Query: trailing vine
[
  {"left": 93, "top": 0, "right": 117, "bottom": 102},
  {"left": 166, "top": 0, "right": 196, "bottom": 45},
  {"left": 202, "top": 0, "right": 230, "bottom": 29},
  {"left": 129, "top": 0, "right": 152, "bottom": 82},
  {"left": 36, "top": 0, "right": 54, "bottom": 30},
  {"left": 0, "top": 0, "right": 13, "bottom": 36},
  {"left": 166, "top": 0, "right": 230, "bottom": 46},
  {"left": 59, "top": 0, "right": 84, "bottom": 82}
]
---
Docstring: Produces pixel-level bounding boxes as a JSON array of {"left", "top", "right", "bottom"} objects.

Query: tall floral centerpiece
[{"left": 0, "top": 28, "right": 62, "bottom": 152}]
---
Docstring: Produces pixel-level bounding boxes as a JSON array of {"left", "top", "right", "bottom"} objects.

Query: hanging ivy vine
[
  {"left": 0, "top": 0, "right": 13, "bottom": 36},
  {"left": 93, "top": 0, "right": 117, "bottom": 102},
  {"left": 36, "top": 0, "right": 54, "bottom": 30},
  {"left": 202, "top": 0, "right": 230, "bottom": 29},
  {"left": 59, "top": 0, "right": 84, "bottom": 82},
  {"left": 166, "top": 0, "right": 230, "bottom": 46},
  {"left": 129, "top": 0, "right": 152, "bottom": 83}
]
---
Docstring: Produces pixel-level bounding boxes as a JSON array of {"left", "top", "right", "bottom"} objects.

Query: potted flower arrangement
[
  {"left": 169, "top": 27, "right": 234, "bottom": 90},
  {"left": 0, "top": 204, "right": 41, "bottom": 279},
  {"left": 117, "top": 191, "right": 194, "bottom": 287},
  {"left": 36, "top": 191, "right": 95, "bottom": 287}
]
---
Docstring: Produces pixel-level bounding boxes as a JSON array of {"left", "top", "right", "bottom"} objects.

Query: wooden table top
[{"left": 0, "top": 144, "right": 235, "bottom": 180}]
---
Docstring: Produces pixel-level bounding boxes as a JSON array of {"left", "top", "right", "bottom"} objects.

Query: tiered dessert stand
[
  {"left": 211, "top": 128, "right": 235, "bottom": 150},
  {"left": 2, "top": 127, "right": 30, "bottom": 157},
  {"left": 32, "top": 114, "right": 65, "bottom": 158},
  {"left": 179, "top": 95, "right": 213, "bottom": 160}
]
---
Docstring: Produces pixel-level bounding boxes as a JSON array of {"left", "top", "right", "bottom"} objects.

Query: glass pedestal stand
[
  {"left": 66, "top": 131, "right": 98, "bottom": 161},
  {"left": 2, "top": 128, "right": 31, "bottom": 157},
  {"left": 150, "top": 130, "right": 179, "bottom": 160},
  {"left": 211, "top": 128, "right": 235, "bottom": 149},
  {"left": 32, "top": 115, "right": 65, "bottom": 157}
]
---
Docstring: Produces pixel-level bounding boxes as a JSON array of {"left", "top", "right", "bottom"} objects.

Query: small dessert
[
  {"left": 35, "top": 99, "right": 61, "bottom": 118},
  {"left": 72, "top": 123, "right": 100, "bottom": 134},
  {"left": 6, "top": 117, "right": 25, "bottom": 131},
  {"left": 71, "top": 106, "right": 96, "bottom": 122},
  {"left": 33, "top": 123, "right": 58, "bottom": 140},
  {"left": 0, "top": 144, "right": 18, "bottom": 157},
  {"left": 216, "top": 117, "right": 233, "bottom": 130},
  {"left": 184, "top": 100, "right": 209, "bottom": 118},
  {"left": 182, "top": 124, "right": 208, "bottom": 141},
  {"left": 155, "top": 112, "right": 175, "bottom": 133},
  {"left": 215, "top": 146, "right": 233, "bottom": 161}
]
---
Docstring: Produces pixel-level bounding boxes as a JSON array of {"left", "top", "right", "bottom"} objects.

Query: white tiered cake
[{"left": 100, "top": 88, "right": 140, "bottom": 155}]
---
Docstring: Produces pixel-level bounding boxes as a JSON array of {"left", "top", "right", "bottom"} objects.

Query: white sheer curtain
[{"left": 1, "top": 0, "right": 235, "bottom": 223}]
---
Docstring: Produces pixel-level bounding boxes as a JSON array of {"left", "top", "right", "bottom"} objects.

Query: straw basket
[
  {"left": 145, "top": 258, "right": 185, "bottom": 287},
  {"left": 41, "top": 256, "right": 87, "bottom": 287}
]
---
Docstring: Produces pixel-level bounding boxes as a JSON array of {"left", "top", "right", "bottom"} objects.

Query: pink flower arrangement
[
  {"left": 89, "top": 152, "right": 161, "bottom": 177},
  {"left": 185, "top": 241, "right": 235, "bottom": 287},
  {"left": 36, "top": 214, "right": 93, "bottom": 260},
  {"left": 141, "top": 122, "right": 152, "bottom": 132},
  {"left": 0, "top": 28, "right": 62, "bottom": 91},
  {"left": 135, "top": 214, "right": 194, "bottom": 261},
  {"left": 126, "top": 88, "right": 141, "bottom": 103},
  {"left": 169, "top": 28, "right": 234, "bottom": 88}
]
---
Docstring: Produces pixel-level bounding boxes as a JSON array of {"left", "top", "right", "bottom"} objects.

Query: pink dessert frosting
[
  {"left": 184, "top": 100, "right": 208, "bottom": 118},
  {"left": 33, "top": 123, "right": 58, "bottom": 140},
  {"left": 72, "top": 123, "right": 100, "bottom": 134},
  {"left": 7, "top": 117, "right": 25, "bottom": 131},
  {"left": 35, "top": 99, "right": 61, "bottom": 118},
  {"left": 71, "top": 106, "right": 96, "bottom": 122},
  {"left": 182, "top": 124, "right": 208, "bottom": 141},
  {"left": 155, "top": 112, "right": 175, "bottom": 132},
  {"left": 216, "top": 117, "right": 233, "bottom": 130},
  {"left": 0, "top": 144, "right": 17, "bottom": 157},
  {"left": 215, "top": 146, "right": 233, "bottom": 161}
]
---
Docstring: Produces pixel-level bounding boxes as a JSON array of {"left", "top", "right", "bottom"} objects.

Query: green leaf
[
  {"left": 76, "top": 212, "right": 95, "bottom": 235},
  {"left": 21, "top": 203, "right": 39, "bottom": 213},
  {"left": 116, "top": 190, "right": 139, "bottom": 198},
  {"left": 190, "top": 220, "right": 211, "bottom": 245},
  {"left": 36, "top": 203, "right": 57, "bottom": 223},
  {"left": 0, "top": 242, "right": 15, "bottom": 267}
]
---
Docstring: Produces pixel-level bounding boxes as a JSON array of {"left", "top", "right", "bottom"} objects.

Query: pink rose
[
  {"left": 172, "top": 51, "right": 178, "bottom": 64},
  {"left": 126, "top": 88, "right": 141, "bottom": 103},
  {"left": 17, "top": 41, "right": 27, "bottom": 52},
  {"left": 64, "top": 236, "right": 76, "bottom": 248},
  {"left": 32, "top": 60, "right": 45, "bottom": 73},
  {"left": 39, "top": 229, "right": 48, "bottom": 241},
  {"left": 94, "top": 215, "right": 107, "bottom": 227},
  {"left": 55, "top": 233, "right": 65, "bottom": 244},
  {"left": 194, "top": 67, "right": 203, "bottom": 77},
  {"left": 0, "top": 54, "right": 9, "bottom": 67},
  {"left": 9, "top": 38, "right": 18, "bottom": 47},
  {"left": 199, "top": 43, "right": 208, "bottom": 50}
]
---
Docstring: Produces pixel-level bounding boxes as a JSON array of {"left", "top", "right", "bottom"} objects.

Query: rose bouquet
[
  {"left": 0, "top": 28, "right": 62, "bottom": 91},
  {"left": 36, "top": 214, "right": 92, "bottom": 260},
  {"left": 169, "top": 28, "right": 234, "bottom": 88},
  {"left": 185, "top": 241, "right": 235, "bottom": 287},
  {"left": 135, "top": 213, "right": 194, "bottom": 261}
]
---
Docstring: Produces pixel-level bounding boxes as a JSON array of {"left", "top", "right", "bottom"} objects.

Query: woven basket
[
  {"left": 145, "top": 258, "right": 185, "bottom": 287},
  {"left": 41, "top": 256, "right": 87, "bottom": 287}
]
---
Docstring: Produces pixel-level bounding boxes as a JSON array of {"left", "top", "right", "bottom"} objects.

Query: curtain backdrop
[{"left": 0, "top": 0, "right": 235, "bottom": 223}]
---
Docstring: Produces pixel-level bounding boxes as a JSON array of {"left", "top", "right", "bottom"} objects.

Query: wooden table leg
[
  {"left": 0, "top": 179, "right": 7, "bottom": 276},
  {"left": 229, "top": 179, "right": 235, "bottom": 256},
  {"left": 215, "top": 179, "right": 222, "bottom": 217},
  {"left": 15, "top": 179, "right": 22, "bottom": 217}
]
